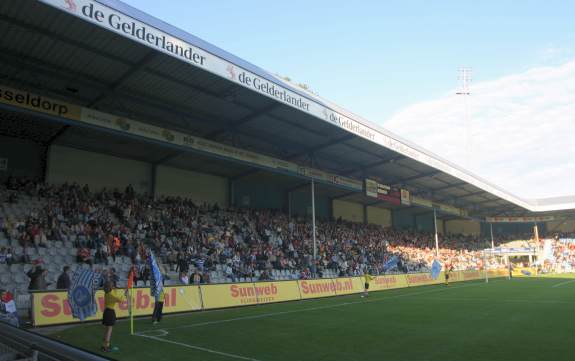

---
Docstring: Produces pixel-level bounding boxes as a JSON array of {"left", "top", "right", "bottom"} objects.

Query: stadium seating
[{"left": 0, "top": 178, "right": 549, "bottom": 317}]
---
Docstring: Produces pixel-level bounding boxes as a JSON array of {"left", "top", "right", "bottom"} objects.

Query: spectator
[
  {"left": 77, "top": 247, "right": 93, "bottom": 266},
  {"left": 0, "top": 248, "right": 7, "bottom": 264},
  {"left": 0, "top": 289, "right": 19, "bottom": 327},
  {"left": 27, "top": 265, "right": 49, "bottom": 291},
  {"left": 56, "top": 266, "right": 71, "bottom": 290},
  {"left": 192, "top": 271, "right": 202, "bottom": 285},
  {"left": 179, "top": 271, "right": 189, "bottom": 285}
]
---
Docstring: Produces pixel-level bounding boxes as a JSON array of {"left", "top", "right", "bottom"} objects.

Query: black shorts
[
  {"left": 102, "top": 308, "right": 116, "bottom": 326},
  {"left": 445, "top": 274, "right": 450, "bottom": 280},
  {"left": 364, "top": 283, "right": 370, "bottom": 290}
]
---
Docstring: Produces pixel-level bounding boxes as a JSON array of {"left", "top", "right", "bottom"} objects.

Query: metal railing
[{"left": 0, "top": 323, "right": 111, "bottom": 361}]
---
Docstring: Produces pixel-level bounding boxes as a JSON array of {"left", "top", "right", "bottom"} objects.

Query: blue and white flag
[
  {"left": 148, "top": 252, "right": 163, "bottom": 298},
  {"left": 68, "top": 269, "right": 101, "bottom": 321},
  {"left": 382, "top": 256, "right": 399, "bottom": 272},
  {"left": 431, "top": 260, "right": 442, "bottom": 280}
]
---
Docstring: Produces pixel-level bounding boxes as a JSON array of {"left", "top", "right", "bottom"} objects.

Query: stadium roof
[{"left": 0, "top": 0, "right": 574, "bottom": 221}]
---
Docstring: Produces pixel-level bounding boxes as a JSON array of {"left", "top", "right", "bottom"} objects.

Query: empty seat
[{"left": 9, "top": 264, "right": 22, "bottom": 273}]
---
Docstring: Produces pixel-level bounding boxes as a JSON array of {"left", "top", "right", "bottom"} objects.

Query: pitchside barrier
[{"left": 31, "top": 270, "right": 507, "bottom": 326}]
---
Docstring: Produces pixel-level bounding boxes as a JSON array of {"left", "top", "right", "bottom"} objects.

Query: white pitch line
[
  {"left": 414, "top": 296, "right": 574, "bottom": 305},
  {"left": 551, "top": 279, "right": 575, "bottom": 288},
  {"left": 136, "top": 281, "right": 483, "bottom": 336},
  {"left": 138, "top": 333, "right": 261, "bottom": 361}
]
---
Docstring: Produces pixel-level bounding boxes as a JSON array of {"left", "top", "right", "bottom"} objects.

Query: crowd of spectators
[
  {"left": 0, "top": 177, "right": 531, "bottom": 289},
  {"left": 538, "top": 235, "right": 575, "bottom": 273}
]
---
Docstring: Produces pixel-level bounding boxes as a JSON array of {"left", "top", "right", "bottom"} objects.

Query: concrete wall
[
  {"left": 0, "top": 135, "right": 45, "bottom": 180},
  {"left": 290, "top": 190, "right": 330, "bottom": 220},
  {"left": 155, "top": 165, "right": 228, "bottom": 205},
  {"left": 333, "top": 199, "right": 364, "bottom": 223},
  {"left": 481, "top": 222, "right": 545, "bottom": 237},
  {"left": 366, "top": 207, "right": 392, "bottom": 227},
  {"left": 392, "top": 208, "right": 415, "bottom": 230},
  {"left": 233, "top": 179, "right": 286, "bottom": 210},
  {"left": 415, "top": 213, "right": 435, "bottom": 232},
  {"left": 47, "top": 145, "right": 151, "bottom": 194},
  {"left": 445, "top": 220, "right": 481, "bottom": 235},
  {"left": 547, "top": 219, "right": 575, "bottom": 234}
]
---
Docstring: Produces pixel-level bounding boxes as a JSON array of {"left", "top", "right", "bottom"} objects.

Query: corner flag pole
[
  {"left": 127, "top": 269, "right": 134, "bottom": 335},
  {"left": 130, "top": 286, "right": 134, "bottom": 335}
]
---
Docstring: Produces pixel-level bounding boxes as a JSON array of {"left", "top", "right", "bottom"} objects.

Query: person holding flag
[
  {"left": 444, "top": 263, "right": 452, "bottom": 286},
  {"left": 152, "top": 288, "right": 165, "bottom": 325},
  {"left": 148, "top": 251, "right": 164, "bottom": 323},
  {"left": 361, "top": 271, "right": 375, "bottom": 298},
  {"left": 101, "top": 281, "right": 128, "bottom": 353}
]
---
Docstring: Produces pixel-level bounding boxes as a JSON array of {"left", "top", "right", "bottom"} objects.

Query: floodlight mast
[{"left": 456, "top": 67, "right": 472, "bottom": 168}]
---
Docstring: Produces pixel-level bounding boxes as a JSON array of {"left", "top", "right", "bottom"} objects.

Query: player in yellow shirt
[
  {"left": 362, "top": 272, "right": 375, "bottom": 298},
  {"left": 445, "top": 264, "right": 454, "bottom": 285},
  {"left": 101, "top": 282, "right": 127, "bottom": 353},
  {"left": 152, "top": 289, "right": 165, "bottom": 325}
]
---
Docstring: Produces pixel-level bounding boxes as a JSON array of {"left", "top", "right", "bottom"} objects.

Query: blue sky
[{"left": 123, "top": 0, "right": 575, "bottom": 199}]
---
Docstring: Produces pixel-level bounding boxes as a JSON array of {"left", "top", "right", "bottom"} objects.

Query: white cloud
[{"left": 383, "top": 60, "right": 575, "bottom": 200}]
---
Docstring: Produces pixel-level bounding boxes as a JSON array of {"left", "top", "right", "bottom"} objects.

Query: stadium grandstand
[{"left": 1, "top": 1, "right": 575, "bottom": 360}]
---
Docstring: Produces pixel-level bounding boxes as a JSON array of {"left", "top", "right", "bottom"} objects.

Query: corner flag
[{"left": 127, "top": 267, "right": 135, "bottom": 335}]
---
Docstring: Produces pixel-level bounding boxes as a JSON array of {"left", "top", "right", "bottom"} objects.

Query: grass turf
[{"left": 49, "top": 276, "right": 575, "bottom": 361}]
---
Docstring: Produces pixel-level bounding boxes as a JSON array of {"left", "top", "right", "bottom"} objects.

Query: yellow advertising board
[
  {"left": 200, "top": 283, "right": 259, "bottom": 309},
  {"left": 298, "top": 279, "right": 337, "bottom": 299},
  {"left": 252, "top": 281, "right": 301, "bottom": 305},
  {"left": 0, "top": 85, "right": 82, "bottom": 121},
  {"left": 447, "top": 271, "right": 464, "bottom": 283},
  {"left": 405, "top": 272, "right": 443, "bottom": 287},
  {"left": 333, "top": 277, "right": 363, "bottom": 295},
  {"left": 32, "top": 285, "right": 201, "bottom": 326},
  {"left": 487, "top": 269, "right": 508, "bottom": 278},
  {"left": 461, "top": 270, "right": 483, "bottom": 281},
  {"left": 371, "top": 274, "right": 409, "bottom": 291},
  {"left": 512, "top": 267, "right": 537, "bottom": 277}
]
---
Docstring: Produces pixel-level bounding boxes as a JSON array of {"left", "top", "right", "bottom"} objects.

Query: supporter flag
[
  {"left": 382, "top": 256, "right": 399, "bottom": 272},
  {"left": 68, "top": 268, "right": 101, "bottom": 321},
  {"left": 148, "top": 252, "right": 163, "bottom": 298},
  {"left": 431, "top": 260, "right": 442, "bottom": 280}
]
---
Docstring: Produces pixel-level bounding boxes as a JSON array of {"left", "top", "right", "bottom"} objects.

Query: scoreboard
[{"left": 365, "top": 179, "right": 402, "bottom": 205}]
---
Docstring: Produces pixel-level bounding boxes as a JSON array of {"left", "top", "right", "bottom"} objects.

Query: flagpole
[{"left": 130, "top": 286, "right": 134, "bottom": 335}]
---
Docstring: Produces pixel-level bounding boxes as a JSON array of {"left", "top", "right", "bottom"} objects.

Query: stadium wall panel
[
  {"left": 547, "top": 219, "right": 575, "bottom": 233},
  {"left": 415, "top": 213, "right": 435, "bottom": 232},
  {"left": 333, "top": 199, "right": 364, "bottom": 223},
  {"left": 0, "top": 135, "right": 45, "bottom": 180},
  {"left": 155, "top": 165, "right": 228, "bottom": 205},
  {"left": 234, "top": 179, "right": 286, "bottom": 209},
  {"left": 392, "top": 208, "right": 416, "bottom": 230},
  {"left": 366, "top": 207, "right": 392, "bottom": 227},
  {"left": 481, "top": 222, "right": 546, "bottom": 237},
  {"left": 445, "top": 220, "right": 481, "bottom": 235},
  {"left": 47, "top": 145, "right": 151, "bottom": 194},
  {"left": 291, "top": 190, "right": 330, "bottom": 220}
]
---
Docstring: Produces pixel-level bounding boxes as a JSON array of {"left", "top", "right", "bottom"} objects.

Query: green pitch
[{"left": 50, "top": 276, "right": 575, "bottom": 361}]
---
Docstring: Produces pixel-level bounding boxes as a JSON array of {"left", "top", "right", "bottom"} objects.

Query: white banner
[{"left": 486, "top": 216, "right": 555, "bottom": 223}]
